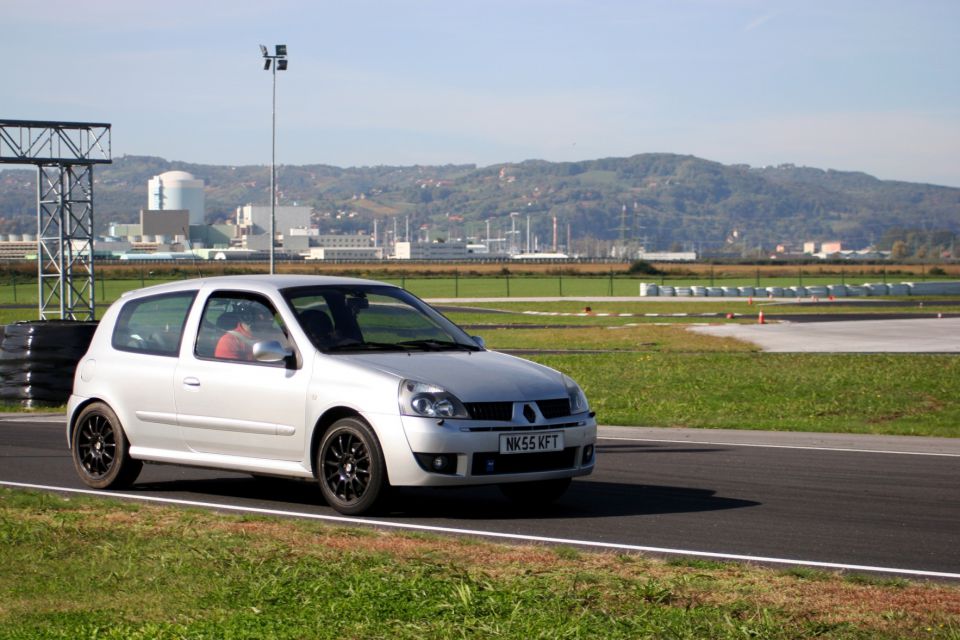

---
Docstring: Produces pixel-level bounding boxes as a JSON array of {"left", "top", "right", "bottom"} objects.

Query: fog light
[
  {"left": 582, "top": 445, "right": 594, "bottom": 464},
  {"left": 413, "top": 452, "right": 458, "bottom": 475}
]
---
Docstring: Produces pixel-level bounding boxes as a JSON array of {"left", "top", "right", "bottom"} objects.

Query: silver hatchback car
[{"left": 67, "top": 275, "right": 597, "bottom": 514}]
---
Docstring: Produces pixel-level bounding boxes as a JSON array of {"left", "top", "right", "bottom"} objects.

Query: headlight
[
  {"left": 563, "top": 375, "right": 590, "bottom": 414},
  {"left": 399, "top": 380, "right": 469, "bottom": 419}
]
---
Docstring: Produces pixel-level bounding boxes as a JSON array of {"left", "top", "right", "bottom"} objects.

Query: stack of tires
[{"left": 0, "top": 321, "right": 98, "bottom": 408}]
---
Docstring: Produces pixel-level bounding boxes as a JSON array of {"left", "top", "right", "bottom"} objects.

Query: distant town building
[
  {"left": 511, "top": 252, "right": 570, "bottom": 260},
  {"left": 636, "top": 251, "right": 698, "bottom": 262},
  {"left": 803, "top": 240, "right": 845, "bottom": 258},
  {"left": 236, "top": 204, "right": 312, "bottom": 251},
  {"left": 0, "top": 238, "right": 37, "bottom": 259},
  {"left": 108, "top": 223, "right": 141, "bottom": 238},
  {"left": 304, "top": 247, "right": 384, "bottom": 261},
  {"left": 394, "top": 241, "right": 476, "bottom": 260},
  {"left": 821, "top": 241, "right": 843, "bottom": 254},
  {"left": 313, "top": 234, "right": 373, "bottom": 248},
  {"left": 141, "top": 209, "right": 189, "bottom": 240},
  {"left": 190, "top": 224, "right": 237, "bottom": 248}
]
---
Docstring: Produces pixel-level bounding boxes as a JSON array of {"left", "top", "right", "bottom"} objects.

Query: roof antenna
[{"left": 182, "top": 227, "right": 203, "bottom": 279}]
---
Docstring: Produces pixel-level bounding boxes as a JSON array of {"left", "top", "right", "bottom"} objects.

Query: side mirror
[
  {"left": 253, "top": 340, "right": 293, "bottom": 363},
  {"left": 471, "top": 335, "right": 486, "bottom": 349}
]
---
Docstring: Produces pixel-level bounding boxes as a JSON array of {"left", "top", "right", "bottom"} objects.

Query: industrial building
[
  {"left": 236, "top": 204, "right": 312, "bottom": 252},
  {"left": 393, "top": 241, "right": 476, "bottom": 260}
]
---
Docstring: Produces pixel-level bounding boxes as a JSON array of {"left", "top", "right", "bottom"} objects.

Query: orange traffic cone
[{"left": 758, "top": 310, "right": 766, "bottom": 324}]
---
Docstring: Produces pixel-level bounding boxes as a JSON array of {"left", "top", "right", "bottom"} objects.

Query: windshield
[{"left": 282, "top": 284, "right": 481, "bottom": 353}]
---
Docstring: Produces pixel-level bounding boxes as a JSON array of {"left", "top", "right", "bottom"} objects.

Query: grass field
[
  {"left": 2, "top": 489, "right": 957, "bottom": 639},
  {"left": 0, "top": 260, "right": 957, "bottom": 309}
]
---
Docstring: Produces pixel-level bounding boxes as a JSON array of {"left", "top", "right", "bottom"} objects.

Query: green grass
[
  {"left": 447, "top": 322, "right": 960, "bottom": 437},
  {"left": 440, "top": 299, "right": 956, "bottom": 331},
  {"left": 2, "top": 489, "right": 957, "bottom": 639},
  {"left": 0, "top": 273, "right": 951, "bottom": 307},
  {"left": 530, "top": 352, "right": 960, "bottom": 437},
  {"left": 474, "top": 324, "right": 755, "bottom": 351}
]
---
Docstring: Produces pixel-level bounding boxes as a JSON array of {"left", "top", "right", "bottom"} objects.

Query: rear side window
[{"left": 111, "top": 292, "right": 196, "bottom": 356}]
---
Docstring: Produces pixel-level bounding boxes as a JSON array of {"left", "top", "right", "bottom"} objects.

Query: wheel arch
[
  {"left": 67, "top": 397, "right": 110, "bottom": 443},
  {"left": 309, "top": 406, "right": 365, "bottom": 479}
]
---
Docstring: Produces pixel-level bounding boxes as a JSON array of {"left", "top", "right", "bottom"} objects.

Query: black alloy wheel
[
  {"left": 71, "top": 403, "right": 142, "bottom": 490},
  {"left": 317, "top": 417, "right": 387, "bottom": 515}
]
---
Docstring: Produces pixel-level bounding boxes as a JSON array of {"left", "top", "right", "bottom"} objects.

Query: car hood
[{"left": 340, "top": 350, "right": 567, "bottom": 402}]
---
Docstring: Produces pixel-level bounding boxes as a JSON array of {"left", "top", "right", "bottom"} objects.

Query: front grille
[
  {"left": 465, "top": 402, "right": 513, "bottom": 421},
  {"left": 536, "top": 398, "right": 571, "bottom": 419},
  {"left": 465, "top": 422, "right": 582, "bottom": 433},
  {"left": 471, "top": 447, "right": 578, "bottom": 476},
  {"left": 466, "top": 399, "right": 573, "bottom": 422}
]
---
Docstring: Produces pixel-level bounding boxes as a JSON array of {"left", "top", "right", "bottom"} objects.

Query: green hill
[{"left": 1, "top": 153, "right": 957, "bottom": 253}]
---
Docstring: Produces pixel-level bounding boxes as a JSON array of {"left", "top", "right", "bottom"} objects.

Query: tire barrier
[
  {"left": 640, "top": 280, "right": 960, "bottom": 297},
  {"left": 0, "top": 321, "right": 98, "bottom": 407}
]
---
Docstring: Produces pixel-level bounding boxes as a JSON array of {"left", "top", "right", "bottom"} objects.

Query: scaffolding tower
[{"left": 0, "top": 119, "right": 112, "bottom": 320}]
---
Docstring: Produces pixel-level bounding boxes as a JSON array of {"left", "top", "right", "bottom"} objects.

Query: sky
[{"left": 4, "top": 0, "right": 960, "bottom": 187}]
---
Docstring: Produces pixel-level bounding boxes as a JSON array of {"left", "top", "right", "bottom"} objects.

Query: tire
[
  {"left": 316, "top": 417, "right": 388, "bottom": 515},
  {"left": 0, "top": 321, "right": 97, "bottom": 407},
  {"left": 499, "top": 478, "right": 572, "bottom": 505},
  {"left": 71, "top": 403, "right": 142, "bottom": 489}
]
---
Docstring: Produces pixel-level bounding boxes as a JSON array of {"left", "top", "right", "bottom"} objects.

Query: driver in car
[{"left": 214, "top": 303, "right": 274, "bottom": 361}]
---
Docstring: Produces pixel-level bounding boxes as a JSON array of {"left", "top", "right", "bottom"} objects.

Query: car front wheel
[
  {"left": 71, "top": 402, "right": 142, "bottom": 489},
  {"left": 317, "top": 417, "right": 388, "bottom": 515}
]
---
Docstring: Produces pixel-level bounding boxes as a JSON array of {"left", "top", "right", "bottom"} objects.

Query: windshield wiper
[
  {"left": 396, "top": 339, "right": 480, "bottom": 352},
  {"left": 325, "top": 341, "right": 408, "bottom": 352}
]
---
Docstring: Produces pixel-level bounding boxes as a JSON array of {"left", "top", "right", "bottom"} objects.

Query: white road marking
[
  {"left": 2, "top": 480, "right": 957, "bottom": 581},
  {"left": 598, "top": 436, "right": 960, "bottom": 458},
  {"left": 0, "top": 415, "right": 64, "bottom": 424}
]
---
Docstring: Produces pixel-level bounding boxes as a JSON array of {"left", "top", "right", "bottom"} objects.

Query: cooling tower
[{"left": 148, "top": 170, "right": 205, "bottom": 226}]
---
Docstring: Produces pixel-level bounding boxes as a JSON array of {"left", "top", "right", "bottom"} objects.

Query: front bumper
[{"left": 383, "top": 412, "right": 597, "bottom": 487}]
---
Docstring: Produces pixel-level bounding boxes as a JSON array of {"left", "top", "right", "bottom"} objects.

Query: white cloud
[{"left": 742, "top": 13, "right": 775, "bottom": 32}]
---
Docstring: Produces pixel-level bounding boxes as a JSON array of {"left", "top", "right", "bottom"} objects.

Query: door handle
[{"left": 183, "top": 377, "right": 201, "bottom": 387}]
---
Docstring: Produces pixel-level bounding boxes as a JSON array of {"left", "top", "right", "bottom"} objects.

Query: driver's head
[{"left": 236, "top": 302, "right": 271, "bottom": 331}]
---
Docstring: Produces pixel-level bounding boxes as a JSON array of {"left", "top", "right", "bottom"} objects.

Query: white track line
[
  {"left": 2, "top": 480, "right": 957, "bottom": 580},
  {"left": 598, "top": 436, "right": 960, "bottom": 458}
]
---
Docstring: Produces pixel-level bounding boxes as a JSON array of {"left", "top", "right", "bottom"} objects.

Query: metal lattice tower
[{"left": 0, "top": 119, "right": 111, "bottom": 320}]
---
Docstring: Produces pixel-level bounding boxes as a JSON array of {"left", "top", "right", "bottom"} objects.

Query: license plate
[{"left": 499, "top": 431, "right": 564, "bottom": 455}]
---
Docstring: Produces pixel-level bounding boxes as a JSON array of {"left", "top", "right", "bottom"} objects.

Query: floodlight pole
[
  {"left": 260, "top": 44, "right": 287, "bottom": 274},
  {"left": 269, "top": 61, "right": 277, "bottom": 274}
]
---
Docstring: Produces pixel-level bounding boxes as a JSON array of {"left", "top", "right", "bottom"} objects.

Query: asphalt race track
[
  {"left": 689, "top": 317, "right": 960, "bottom": 352},
  {"left": 2, "top": 416, "right": 958, "bottom": 581}
]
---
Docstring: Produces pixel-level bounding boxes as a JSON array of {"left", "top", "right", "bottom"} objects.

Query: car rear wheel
[
  {"left": 71, "top": 402, "right": 142, "bottom": 489},
  {"left": 499, "top": 478, "right": 571, "bottom": 505},
  {"left": 317, "top": 417, "right": 388, "bottom": 515}
]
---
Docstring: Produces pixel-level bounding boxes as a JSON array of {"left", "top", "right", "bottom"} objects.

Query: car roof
[{"left": 118, "top": 274, "right": 395, "bottom": 299}]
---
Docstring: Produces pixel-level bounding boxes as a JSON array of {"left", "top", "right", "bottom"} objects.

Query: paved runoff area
[{"left": 688, "top": 317, "right": 960, "bottom": 353}]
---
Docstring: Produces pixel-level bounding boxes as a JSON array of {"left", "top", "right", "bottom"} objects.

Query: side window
[
  {"left": 196, "top": 292, "right": 288, "bottom": 363},
  {"left": 287, "top": 295, "right": 338, "bottom": 349},
  {"left": 111, "top": 292, "right": 196, "bottom": 357}
]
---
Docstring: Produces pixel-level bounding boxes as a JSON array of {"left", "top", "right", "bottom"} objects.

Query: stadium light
[{"left": 259, "top": 44, "right": 288, "bottom": 274}]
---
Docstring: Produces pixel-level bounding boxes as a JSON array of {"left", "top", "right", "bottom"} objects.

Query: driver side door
[{"left": 174, "top": 290, "right": 309, "bottom": 462}]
